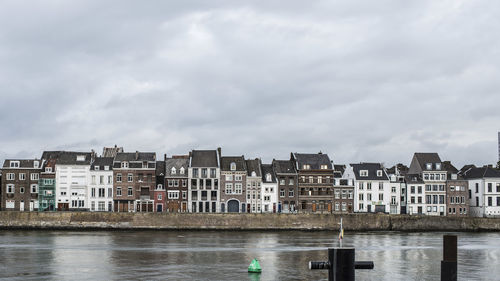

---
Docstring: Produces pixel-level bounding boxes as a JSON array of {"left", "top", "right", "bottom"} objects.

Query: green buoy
[{"left": 248, "top": 258, "right": 262, "bottom": 273}]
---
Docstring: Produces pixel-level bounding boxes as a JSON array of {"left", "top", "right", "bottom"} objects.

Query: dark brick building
[
  {"left": 272, "top": 159, "right": 298, "bottom": 213},
  {"left": 1, "top": 159, "right": 41, "bottom": 211}
]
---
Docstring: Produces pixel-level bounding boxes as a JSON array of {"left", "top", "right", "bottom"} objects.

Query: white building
[
  {"left": 246, "top": 159, "right": 262, "bottom": 213},
  {"left": 188, "top": 149, "right": 221, "bottom": 213},
  {"left": 88, "top": 157, "right": 114, "bottom": 212},
  {"left": 461, "top": 165, "right": 500, "bottom": 217},
  {"left": 42, "top": 151, "right": 93, "bottom": 211},
  {"left": 260, "top": 164, "right": 278, "bottom": 213},
  {"left": 407, "top": 153, "right": 447, "bottom": 216},
  {"left": 343, "top": 163, "right": 397, "bottom": 214}
]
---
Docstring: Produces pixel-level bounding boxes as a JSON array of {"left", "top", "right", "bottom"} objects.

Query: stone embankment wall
[{"left": 0, "top": 211, "right": 500, "bottom": 231}]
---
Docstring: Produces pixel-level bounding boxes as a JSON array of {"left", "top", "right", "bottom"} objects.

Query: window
[
  {"left": 98, "top": 188, "right": 105, "bottom": 198},
  {"left": 288, "top": 189, "right": 294, "bottom": 197},
  {"left": 378, "top": 182, "right": 383, "bottom": 190},
  {"left": 210, "top": 168, "right": 216, "bottom": 178},
  {"left": 182, "top": 180, "right": 187, "bottom": 187},
  {"left": 182, "top": 191, "right": 187, "bottom": 199},
  {"left": 100, "top": 176, "right": 104, "bottom": 185},
  {"left": 180, "top": 167, "right": 185, "bottom": 174},
  {"left": 426, "top": 163, "right": 432, "bottom": 170},
  {"left": 391, "top": 186, "right": 396, "bottom": 193},
  {"left": 116, "top": 174, "right": 122, "bottom": 182},
  {"left": 128, "top": 187, "right": 133, "bottom": 196},
  {"left": 320, "top": 165, "right": 328, "bottom": 170},
  {"left": 7, "top": 184, "right": 15, "bottom": 193},
  {"left": 377, "top": 170, "right": 383, "bottom": 177},
  {"left": 158, "top": 194, "right": 162, "bottom": 200},
  {"left": 226, "top": 175, "right": 233, "bottom": 181},
  {"left": 19, "top": 173, "right": 26, "bottom": 180},
  {"left": 303, "top": 164, "right": 311, "bottom": 170},
  {"left": 92, "top": 175, "right": 96, "bottom": 184},
  {"left": 95, "top": 166, "right": 100, "bottom": 171},
  {"left": 31, "top": 173, "right": 39, "bottom": 181},
  {"left": 289, "top": 178, "right": 294, "bottom": 185},
  {"left": 280, "top": 189, "right": 285, "bottom": 197},
  {"left": 20, "top": 187, "right": 25, "bottom": 194},
  {"left": 108, "top": 176, "right": 112, "bottom": 184},
  {"left": 367, "top": 183, "right": 372, "bottom": 190},
  {"left": 230, "top": 162, "right": 236, "bottom": 171},
  {"left": 45, "top": 167, "right": 53, "bottom": 173},
  {"left": 91, "top": 188, "right": 96, "bottom": 197},
  {"left": 171, "top": 167, "right": 176, "bottom": 175},
  {"left": 488, "top": 197, "right": 492, "bottom": 206},
  {"left": 488, "top": 183, "right": 492, "bottom": 193},
  {"left": 117, "top": 187, "right": 122, "bottom": 196},
  {"left": 436, "top": 163, "right": 441, "bottom": 170},
  {"left": 309, "top": 176, "right": 313, "bottom": 183},
  {"left": 318, "top": 176, "right": 322, "bottom": 184},
  {"left": 379, "top": 193, "right": 383, "bottom": 201},
  {"left": 31, "top": 184, "right": 38, "bottom": 193},
  {"left": 367, "top": 193, "right": 372, "bottom": 201},
  {"left": 10, "top": 161, "right": 20, "bottom": 168},
  {"left": 266, "top": 173, "right": 272, "bottom": 182},
  {"left": 127, "top": 174, "right": 133, "bottom": 182},
  {"left": 225, "top": 183, "right": 233, "bottom": 194},
  {"left": 360, "top": 170, "right": 368, "bottom": 177},
  {"left": 235, "top": 175, "right": 242, "bottom": 181},
  {"left": 6, "top": 200, "right": 15, "bottom": 209},
  {"left": 280, "top": 178, "right": 285, "bottom": 185},
  {"left": 108, "top": 188, "right": 112, "bottom": 197},
  {"left": 121, "top": 162, "right": 129, "bottom": 168},
  {"left": 201, "top": 168, "right": 207, "bottom": 178},
  {"left": 193, "top": 168, "right": 199, "bottom": 178},
  {"left": 475, "top": 183, "right": 479, "bottom": 193},
  {"left": 235, "top": 184, "right": 242, "bottom": 194}
]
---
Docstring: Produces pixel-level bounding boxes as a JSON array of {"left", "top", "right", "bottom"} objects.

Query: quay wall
[{"left": 0, "top": 212, "right": 500, "bottom": 231}]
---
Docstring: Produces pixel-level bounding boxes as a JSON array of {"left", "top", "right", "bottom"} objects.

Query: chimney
[
  {"left": 217, "top": 147, "right": 222, "bottom": 158},
  {"left": 135, "top": 151, "right": 139, "bottom": 160},
  {"left": 164, "top": 154, "right": 167, "bottom": 161},
  {"left": 189, "top": 151, "right": 192, "bottom": 159}
]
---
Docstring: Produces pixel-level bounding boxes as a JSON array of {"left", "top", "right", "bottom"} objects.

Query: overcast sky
[{"left": 1, "top": 0, "right": 499, "bottom": 168}]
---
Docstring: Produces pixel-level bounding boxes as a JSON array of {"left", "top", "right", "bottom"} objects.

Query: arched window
[
  {"left": 266, "top": 173, "right": 272, "bottom": 182},
  {"left": 171, "top": 167, "right": 176, "bottom": 175},
  {"left": 180, "top": 167, "right": 185, "bottom": 174},
  {"left": 251, "top": 171, "right": 257, "bottom": 177},
  {"left": 230, "top": 162, "right": 236, "bottom": 171}
]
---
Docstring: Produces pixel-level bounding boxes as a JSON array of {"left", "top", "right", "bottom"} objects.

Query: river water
[{"left": 0, "top": 230, "right": 499, "bottom": 280}]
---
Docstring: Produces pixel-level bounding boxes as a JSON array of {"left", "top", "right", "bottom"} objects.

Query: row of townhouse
[{"left": 1, "top": 148, "right": 500, "bottom": 217}]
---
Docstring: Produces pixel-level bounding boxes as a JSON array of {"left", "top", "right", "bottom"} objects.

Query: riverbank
[{"left": 0, "top": 211, "right": 499, "bottom": 231}]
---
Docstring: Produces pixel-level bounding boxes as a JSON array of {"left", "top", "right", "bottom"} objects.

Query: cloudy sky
[{"left": 1, "top": 0, "right": 499, "bottom": 168}]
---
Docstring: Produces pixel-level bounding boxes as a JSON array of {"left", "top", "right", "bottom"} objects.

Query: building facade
[
  {"left": 113, "top": 151, "right": 156, "bottom": 212},
  {"left": 272, "top": 159, "right": 298, "bottom": 213},
  {"left": 1, "top": 159, "right": 41, "bottom": 211},
  {"left": 460, "top": 165, "right": 500, "bottom": 217},
  {"left": 246, "top": 159, "right": 262, "bottom": 213},
  {"left": 88, "top": 157, "right": 114, "bottom": 212},
  {"left": 292, "top": 153, "right": 335, "bottom": 213},
  {"left": 408, "top": 153, "right": 447, "bottom": 216},
  {"left": 260, "top": 164, "right": 278, "bottom": 213},
  {"left": 220, "top": 156, "right": 247, "bottom": 213},
  {"left": 38, "top": 159, "right": 56, "bottom": 211},
  {"left": 188, "top": 149, "right": 220, "bottom": 213},
  {"left": 164, "top": 156, "right": 189, "bottom": 212}
]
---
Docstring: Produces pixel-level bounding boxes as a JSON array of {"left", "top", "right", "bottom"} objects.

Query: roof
[
  {"left": 2, "top": 159, "right": 41, "bottom": 169},
  {"left": 272, "top": 160, "right": 297, "bottom": 174},
  {"left": 460, "top": 166, "right": 500, "bottom": 179},
  {"left": 156, "top": 161, "right": 165, "bottom": 177},
  {"left": 292, "top": 153, "right": 332, "bottom": 170},
  {"left": 442, "top": 161, "right": 458, "bottom": 174},
  {"left": 91, "top": 157, "right": 114, "bottom": 170},
  {"left": 41, "top": 151, "right": 92, "bottom": 165},
  {"left": 102, "top": 146, "right": 123, "bottom": 157},
  {"left": 114, "top": 152, "right": 156, "bottom": 162},
  {"left": 350, "top": 163, "right": 389, "bottom": 180},
  {"left": 261, "top": 164, "right": 277, "bottom": 183},
  {"left": 190, "top": 150, "right": 218, "bottom": 167},
  {"left": 246, "top": 159, "right": 262, "bottom": 177},
  {"left": 408, "top": 153, "right": 444, "bottom": 174},
  {"left": 165, "top": 158, "right": 189, "bottom": 177},
  {"left": 386, "top": 164, "right": 409, "bottom": 176},
  {"left": 405, "top": 173, "right": 424, "bottom": 184},
  {"left": 220, "top": 156, "right": 246, "bottom": 171}
]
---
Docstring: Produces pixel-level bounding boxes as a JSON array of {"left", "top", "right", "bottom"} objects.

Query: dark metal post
[
  {"left": 331, "top": 248, "right": 355, "bottom": 281},
  {"left": 441, "top": 235, "right": 457, "bottom": 281}
]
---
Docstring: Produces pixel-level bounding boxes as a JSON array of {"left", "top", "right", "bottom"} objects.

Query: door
[
  {"left": 312, "top": 203, "right": 317, "bottom": 212},
  {"left": 327, "top": 203, "right": 332, "bottom": 213},
  {"left": 30, "top": 201, "right": 34, "bottom": 211},
  {"left": 157, "top": 204, "right": 163, "bottom": 212},
  {"left": 182, "top": 202, "right": 187, "bottom": 212},
  {"left": 227, "top": 200, "right": 239, "bottom": 213},
  {"left": 20, "top": 201, "right": 25, "bottom": 211},
  {"left": 367, "top": 205, "right": 372, "bottom": 213}
]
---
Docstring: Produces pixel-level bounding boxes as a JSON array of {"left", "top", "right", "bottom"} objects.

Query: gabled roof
[
  {"left": 408, "top": 153, "right": 444, "bottom": 174},
  {"left": 102, "top": 146, "right": 123, "bottom": 158},
  {"left": 190, "top": 150, "right": 218, "bottom": 167},
  {"left": 261, "top": 164, "right": 277, "bottom": 183},
  {"left": 41, "top": 151, "right": 92, "bottom": 165},
  {"left": 3, "top": 159, "right": 41, "bottom": 169},
  {"left": 165, "top": 158, "right": 189, "bottom": 177},
  {"left": 220, "top": 156, "right": 246, "bottom": 171},
  {"left": 292, "top": 153, "right": 332, "bottom": 170},
  {"left": 91, "top": 157, "right": 114, "bottom": 170},
  {"left": 460, "top": 166, "right": 500, "bottom": 179},
  {"left": 245, "top": 159, "right": 262, "bottom": 177},
  {"left": 350, "top": 163, "right": 389, "bottom": 180},
  {"left": 272, "top": 160, "right": 297, "bottom": 174},
  {"left": 114, "top": 152, "right": 156, "bottom": 162}
]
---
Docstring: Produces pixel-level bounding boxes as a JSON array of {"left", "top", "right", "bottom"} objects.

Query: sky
[{"left": 1, "top": 0, "right": 499, "bottom": 168}]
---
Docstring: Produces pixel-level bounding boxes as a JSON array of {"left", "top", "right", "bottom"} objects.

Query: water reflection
[{"left": 0, "top": 230, "right": 499, "bottom": 280}]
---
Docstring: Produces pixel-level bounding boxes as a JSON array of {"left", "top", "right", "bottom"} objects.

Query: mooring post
[
  {"left": 309, "top": 248, "right": 373, "bottom": 281},
  {"left": 441, "top": 235, "right": 457, "bottom": 281}
]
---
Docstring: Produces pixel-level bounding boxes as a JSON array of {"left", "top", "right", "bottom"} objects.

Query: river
[{"left": 0, "top": 230, "right": 499, "bottom": 280}]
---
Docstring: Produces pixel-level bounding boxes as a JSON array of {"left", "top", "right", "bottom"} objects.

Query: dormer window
[
  {"left": 266, "top": 173, "right": 272, "bottom": 182},
  {"left": 171, "top": 167, "right": 177, "bottom": 175},
  {"left": 426, "top": 163, "right": 432, "bottom": 170},
  {"left": 436, "top": 163, "right": 441, "bottom": 170},
  {"left": 360, "top": 170, "right": 368, "bottom": 177},
  {"left": 180, "top": 167, "right": 185, "bottom": 174},
  {"left": 303, "top": 164, "right": 311, "bottom": 170},
  {"left": 377, "top": 170, "right": 383, "bottom": 177},
  {"left": 142, "top": 161, "right": 148, "bottom": 168},
  {"left": 76, "top": 155, "right": 85, "bottom": 161},
  {"left": 45, "top": 167, "right": 52, "bottom": 173},
  {"left": 320, "top": 165, "right": 328, "bottom": 169},
  {"left": 34, "top": 161, "right": 39, "bottom": 168},
  {"left": 251, "top": 171, "right": 257, "bottom": 177},
  {"left": 230, "top": 162, "right": 236, "bottom": 171},
  {"left": 104, "top": 166, "right": 109, "bottom": 171},
  {"left": 10, "top": 161, "right": 20, "bottom": 168},
  {"left": 95, "top": 166, "right": 100, "bottom": 171},
  {"left": 121, "top": 162, "right": 129, "bottom": 168}
]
